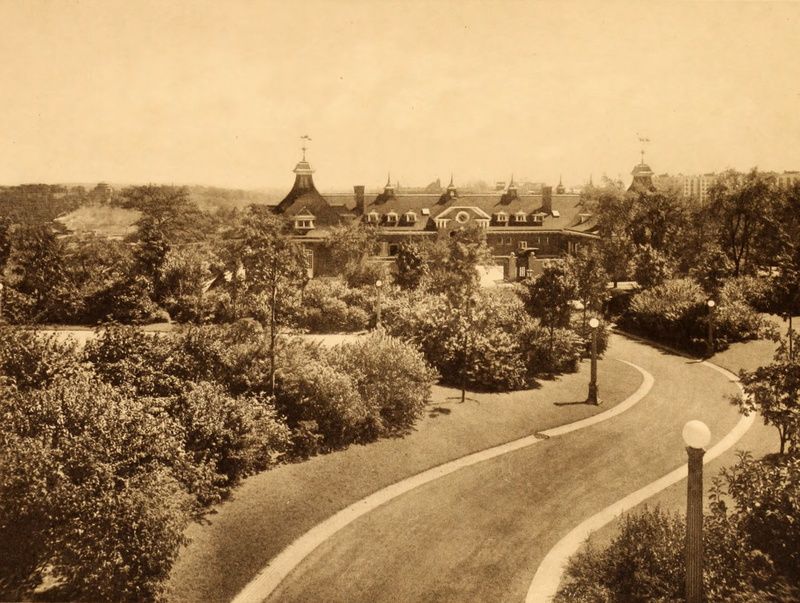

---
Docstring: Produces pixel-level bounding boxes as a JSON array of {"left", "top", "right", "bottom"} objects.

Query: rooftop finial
[
  {"left": 386, "top": 172, "right": 392, "bottom": 187},
  {"left": 637, "top": 134, "right": 650, "bottom": 166},
  {"left": 448, "top": 173, "right": 455, "bottom": 188},
  {"left": 300, "top": 134, "right": 312, "bottom": 161}
]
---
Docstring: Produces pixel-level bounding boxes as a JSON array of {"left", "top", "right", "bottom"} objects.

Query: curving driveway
[{"left": 253, "top": 336, "right": 744, "bottom": 603}]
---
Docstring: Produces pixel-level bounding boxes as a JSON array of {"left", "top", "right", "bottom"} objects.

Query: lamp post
[
  {"left": 0, "top": 282, "right": 3, "bottom": 323},
  {"left": 375, "top": 279, "right": 383, "bottom": 329},
  {"left": 586, "top": 317, "right": 600, "bottom": 405},
  {"left": 682, "top": 420, "right": 711, "bottom": 603},
  {"left": 706, "top": 300, "right": 716, "bottom": 357}
]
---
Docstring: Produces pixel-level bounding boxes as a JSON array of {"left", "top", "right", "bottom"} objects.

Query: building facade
[{"left": 274, "top": 154, "right": 600, "bottom": 280}]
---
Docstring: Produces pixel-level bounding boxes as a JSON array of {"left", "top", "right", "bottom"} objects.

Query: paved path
[{"left": 250, "top": 336, "right": 743, "bottom": 603}]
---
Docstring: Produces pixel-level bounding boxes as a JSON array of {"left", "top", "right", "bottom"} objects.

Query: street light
[
  {"left": 682, "top": 420, "right": 711, "bottom": 603},
  {"left": 0, "top": 282, "right": 4, "bottom": 323},
  {"left": 706, "top": 300, "right": 716, "bottom": 357},
  {"left": 586, "top": 317, "right": 600, "bottom": 405},
  {"left": 375, "top": 279, "right": 383, "bottom": 330}
]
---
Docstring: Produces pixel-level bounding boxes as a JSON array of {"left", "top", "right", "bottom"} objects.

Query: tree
[
  {"left": 524, "top": 260, "right": 578, "bottom": 363},
  {"left": 395, "top": 241, "right": 428, "bottom": 290},
  {"left": 735, "top": 360, "right": 800, "bottom": 454},
  {"left": 570, "top": 249, "right": 609, "bottom": 328},
  {"left": 628, "top": 188, "right": 689, "bottom": 257},
  {"left": 323, "top": 222, "right": 378, "bottom": 285},
  {"left": 707, "top": 169, "right": 777, "bottom": 276},
  {"left": 234, "top": 206, "right": 308, "bottom": 394},
  {"left": 9, "top": 224, "right": 82, "bottom": 322},
  {"left": 632, "top": 243, "right": 673, "bottom": 289},
  {"left": 690, "top": 243, "right": 735, "bottom": 296},
  {"left": 0, "top": 216, "right": 11, "bottom": 274},
  {"left": 119, "top": 185, "right": 206, "bottom": 242}
]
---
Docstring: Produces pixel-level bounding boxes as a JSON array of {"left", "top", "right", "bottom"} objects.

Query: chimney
[
  {"left": 353, "top": 185, "right": 365, "bottom": 214},
  {"left": 542, "top": 186, "right": 553, "bottom": 214}
]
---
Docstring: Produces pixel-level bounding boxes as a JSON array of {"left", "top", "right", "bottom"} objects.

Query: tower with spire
[{"left": 556, "top": 175, "right": 565, "bottom": 194}]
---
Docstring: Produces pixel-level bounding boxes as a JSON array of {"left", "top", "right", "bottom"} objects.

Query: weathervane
[
  {"left": 300, "top": 134, "right": 312, "bottom": 160},
  {"left": 637, "top": 134, "right": 651, "bottom": 165}
]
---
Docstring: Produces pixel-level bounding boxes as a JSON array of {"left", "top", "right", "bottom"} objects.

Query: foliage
[
  {"left": 84, "top": 324, "right": 186, "bottom": 397},
  {"left": 162, "top": 382, "right": 291, "bottom": 500},
  {"left": 632, "top": 243, "right": 673, "bottom": 289},
  {"left": 295, "top": 278, "right": 371, "bottom": 332},
  {"left": 9, "top": 224, "right": 83, "bottom": 322},
  {"left": 706, "top": 169, "right": 777, "bottom": 276},
  {"left": 524, "top": 260, "right": 577, "bottom": 330},
  {"left": 119, "top": 185, "right": 207, "bottom": 243},
  {"left": 159, "top": 245, "right": 224, "bottom": 322},
  {"left": 570, "top": 249, "right": 609, "bottom": 323},
  {"left": 619, "top": 278, "right": 708, "bottom": 352},
  {"left": 689, "top": 243, "right": 735, "bottom": 296},
  {"left": 735, "top": 360, "right": 800, "bottom": 454},
  {"left": 395, "top": 241, "right": 428, "bottom": 290},
  {"left": 84, "top": 275, "right": 163, "bottom": 324},
  {"left": 520, "top": 322, "right": 584, "bottom": 375},
  {"left": 0, "top": 371, "right": 194, "bottom": 601},
  {"left": 555, "top": 506, "right": 685, "bottom": 602},
  {"left": 0, "top": 327, "right": 81, "bottom": 389},
  {"left": 327, "top": 332, "right": 438, "bottom": 437}
]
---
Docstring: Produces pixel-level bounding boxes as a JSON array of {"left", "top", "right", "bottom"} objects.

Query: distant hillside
[
  {"left": 187, "top": 186, "right": 283, "bottom": 211},
  {"left": 0, "top": 184, "right": 84, "bottom": 226},
  {"left": 56, "top": 204, "right": 141, "bottom": 238}
]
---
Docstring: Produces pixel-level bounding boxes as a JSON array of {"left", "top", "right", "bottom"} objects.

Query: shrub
[
  {"left": 275, "top": 356, "right": 368, "bottom": 453},
  {"left": 520, "top": 323, "right": 584, "bottom": 376},
  {"left": 0, "top": 371, "right": 193, "bottom": 601},
  {"left": 297, "top": 279, "right": 371, "bottom": 332},
  {"left": 327, "top": 332, "right": 438, "bottom": 436},
  {"left": 633, "top": 243, "right": 673, "bottom": 289},
  {"left": 83, "top": 275, "right": 162, "bottom": 324},
  {"left": 0, "top": 327, "right": 81, "bottom": 389},
  {"left": 83, "top": 324, "right": 185, "bottom": 397},
  {"left": 719, "top": 275, "right": 773, "bottom": 314},
  {"left": 163, "top": 382, "right": 290, "bottom": 501},
  {"left": 570, "top": 315, "right": 610, "bottom": 359},
  {"left": 619, "top": 278, "right": 707, "bottom": 352},
  {"left": 556, "top": 506, "right": 685, "bottom": 603}
]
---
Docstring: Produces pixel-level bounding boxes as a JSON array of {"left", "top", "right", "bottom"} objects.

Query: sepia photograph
[{"left": 1, "top": 1, "right": 799, "bottom": 601}]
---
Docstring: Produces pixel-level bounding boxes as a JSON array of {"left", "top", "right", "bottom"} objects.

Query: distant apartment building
[
  {"left": 775, "top": 171, "right": 800, "bottom": 189},
  {"left": 682, "top": 173, "right": 717, "bottom": 204}
]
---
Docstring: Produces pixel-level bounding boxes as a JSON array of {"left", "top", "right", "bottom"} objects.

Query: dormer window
[
  {"left": 514, "top": 211, "right": 528, "bottom": 223},
  {"left": 435, "top": 218, "right": 450, "bottom": 229},
  {"left": 494, "top": 212, "right": 508, "bottom": 223},
  {"left": 294, "top": 212, "right": 315, "bottom": 230},
  {"left": 531, "top": 213, "right": 544, "bottom": 224},
  {"left": 404, "top": 211, "right": 417, "bottom": 224},
  {"left": 385, "top": 211, "right": 399, "bottom": 224},
  {"left": 366, "top": 211, "right": 380, "bottom": 224}
]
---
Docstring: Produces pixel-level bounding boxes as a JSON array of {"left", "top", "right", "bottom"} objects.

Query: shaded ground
[{"left": 164, "top": 335, "right": 642, "bottom": 603}]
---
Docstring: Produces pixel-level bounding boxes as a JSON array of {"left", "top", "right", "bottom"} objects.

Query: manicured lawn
[{"left": 164, "top": 338, "right": 643, "bottom": 603}]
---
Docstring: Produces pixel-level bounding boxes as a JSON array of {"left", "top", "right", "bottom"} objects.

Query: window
[
  {"left": 404, "top": 211, "right": 417, "bottom": 223},
  {"left": 386, "top": 212, "right": 398, "bottom": 224},
  {"left": 367, "top": 211, "right": 379, "bottom": 223},
  {"left": 389, "top": 243, "right": 400, "bottom": 256},
  {"left": 435, "top": 218, "right": 450, "bottom": 229},
  {"left": 294, "top": 218, "right": 315, "bottom": 229},
  {"left": 518, "top": 240, "right": 527, "bottom": 250},
  {"left": 517, "top": 266, "right": 527, "bottom": 278},
  {"left": 303, "top": 248, "right": 314, "bottom": 277},
  {"left": 455, "top": 210, "right": 470, "bottom": 223},
  {"left": 551, "top": 210, "right": 561, "bottom": 218},
  {"left": 514, "top": 211, "right": 527, "bottom": 223},
  {"left": 531, "top": 213, "right": 543, "bottom": 224},
  {"left": 494, "top": 212, "right": 508, "bottom": 223}
]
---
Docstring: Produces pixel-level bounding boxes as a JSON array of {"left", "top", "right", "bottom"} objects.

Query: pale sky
[{"left": 1, "top": 0, "right": 799, "bottom": 191}]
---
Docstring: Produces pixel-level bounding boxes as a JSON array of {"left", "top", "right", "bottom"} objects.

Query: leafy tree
[
  {"left": 598, "top": 233, "right": 634, "bottom": 288},
  {"left": 689, "top": 243, "right": 735, "bottom": 296},
  {"left": 570, "top": 249, "right": 609, "bottom": 328},
  {"left": 395, "top": 240, "right": 428, "bottom": 290},
  {"left": 0, "top": 216, "right": 11, "bottom": 274},
  {"left": 524, "top": 260, "right": 578, "bottom": 362},
  {"left": 707, "top": 169, "right": 777, "bottom": 276},
  {"left": 0, "top": 371, "right": 194, "bottom": 601},
  {"left": 628, "top": 188, "right": 689, "bottom": 258},
  {"left": 735, "top": 360, "right": 800, "bottom": 454},
  {"left": 132, "top": 216, "right": 170, "bottom": 297},
  {"left": 433, "top": 225, "right": 492, "bottom": 402},
  {"left": 323, "top": 222, "right": 378, "bottom": 285},
  {"left": 234, "top": 206, "right": 309, "bottom": 393},
  {"left": 632, "top": 243, "right": 673, "bottom": 289},
  {"left": 0, "top": 327, "right": 81, "bottom": 389},
  {"left": 9, "top": 224, "right": 82, "bottom": 322},
  {"left": 119, "top": 185, "right": 206, "bottom": 242}
]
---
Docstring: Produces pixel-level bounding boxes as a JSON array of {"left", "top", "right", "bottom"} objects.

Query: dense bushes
[
  {"left": 294, "top": 278, "right": 372, "bottom": 332},
  {"left": 556, "top": 452, "right": 800, "bottom": 602},
  {"left": 275, "top": 332, "right": 438, "bottom": 455},
  {"left": 619, "top": 277, "right": 769, "bottom": 354},
  {"left": 0, "top": 324, "right": 436, "bottom": 600},
  {"left": 382, "top": 287, "right": 591, "bottom": 390}
]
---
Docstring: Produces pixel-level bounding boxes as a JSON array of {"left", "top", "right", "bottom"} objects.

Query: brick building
[{"left": 274, "top": 153, "right": 600, "bottom": 280}]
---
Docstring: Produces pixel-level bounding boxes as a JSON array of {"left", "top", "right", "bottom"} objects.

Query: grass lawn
[{"left": 164, "top": 338, "right": 643, "bottom": 603}]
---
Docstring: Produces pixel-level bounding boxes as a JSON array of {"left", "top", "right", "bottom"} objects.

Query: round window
[{"left": 455, "top": 211, "right": 470, "bottom": 223}]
